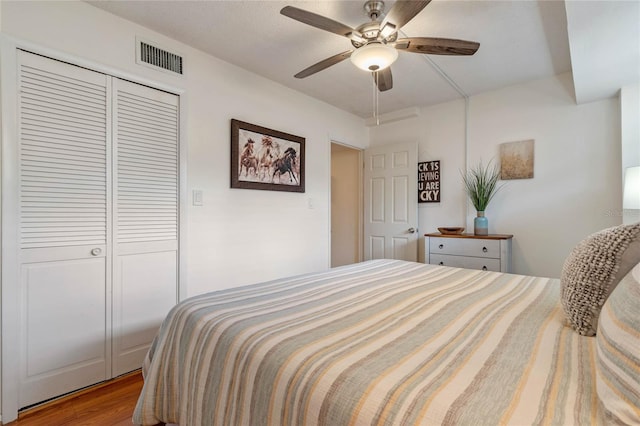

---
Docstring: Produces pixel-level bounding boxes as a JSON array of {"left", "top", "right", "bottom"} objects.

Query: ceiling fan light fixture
[{"left": 350, "top": 43, "right": 398, "bottom": 72}]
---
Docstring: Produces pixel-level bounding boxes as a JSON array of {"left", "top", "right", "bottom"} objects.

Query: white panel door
[
  {"left": 112, "top": 79, "right": 179, "bottom": 376},
  {"left": 364, "top": 142, "right": 418, "bottom": 261},
  {"left": 17, "top": 51, "right": 110, "bottom": 408}
]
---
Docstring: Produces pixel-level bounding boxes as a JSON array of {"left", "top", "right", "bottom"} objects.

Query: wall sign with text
[{"left": 418, "top": 160, "right": 440, "bottom": 203}]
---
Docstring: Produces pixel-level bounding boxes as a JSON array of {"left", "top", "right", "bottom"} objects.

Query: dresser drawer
[
  {"left": 429, "top": 253, "right": 466, "bottom": 268},
  {"left": 462, "top": 239, "right": 500, "bottom": 259},
  {"left": 429, "top": 237, "right": 464, "bottom": 256},
  {"left": 430, "top": 254, "right": 501, "bottom": 272},
  {"left": 461, "top": 256, "right": 501, "bottom": 272},
  {"left": 429, "top": 237, "right": 500, "bottom": 259}
]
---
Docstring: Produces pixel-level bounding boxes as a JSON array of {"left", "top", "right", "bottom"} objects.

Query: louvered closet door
[
  {"left": 112, "top": 79, "right": 179, "bottom": 375},
  {"left": 17, "top": 51, "right": 110, "bottom": 408}
]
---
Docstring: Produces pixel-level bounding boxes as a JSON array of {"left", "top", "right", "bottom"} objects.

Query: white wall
[
  {"left": 621, "top": 84, "right": 640, "bottom": 171},
  {"left": 621, "top": 84, "right": 640, "bottom": 224},
  {"left": 371, "top": 72, "right": 622, "bottom": 278},
  {"left": 0, "top": 0, "right": 368, "bottom": 296}
]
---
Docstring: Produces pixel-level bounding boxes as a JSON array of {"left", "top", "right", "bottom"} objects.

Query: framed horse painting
[{"left": 230, "top": 119, "right": 305, "bottom": 193}]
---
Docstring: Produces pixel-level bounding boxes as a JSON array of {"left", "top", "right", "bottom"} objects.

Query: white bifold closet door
[
  {"left": 16, "top": 51, "right": 178, "bottom": 409},
  {"left": 112, "top": 79, "right": 178, "bottom": 376},
  {"left": 18, "top": 51, "right": 111, "bottom": 408}
]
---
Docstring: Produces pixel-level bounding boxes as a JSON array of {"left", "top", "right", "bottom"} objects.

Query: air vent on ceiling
[{"left": 136, "top": 38, "right": 183, "bottom": 75}]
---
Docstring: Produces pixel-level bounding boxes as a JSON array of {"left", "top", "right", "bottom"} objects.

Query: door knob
[
  {"left": 408, "top": 227, "right": 416, "bottom": 234},
  {"left": 90, "top": 248, "right": 102, "bottom": 256}
]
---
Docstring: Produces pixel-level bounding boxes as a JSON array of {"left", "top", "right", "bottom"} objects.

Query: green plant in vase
[{"left": 461, "top": 160, "right": 504, "bottom": 235}]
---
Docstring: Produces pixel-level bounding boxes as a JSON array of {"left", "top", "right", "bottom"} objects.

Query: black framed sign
[
  {"left": 230, "top": 119, "right": 305, "bottom": 193},
  {"left": 418, "top": 160, "right": 440, "bottom": 203}
]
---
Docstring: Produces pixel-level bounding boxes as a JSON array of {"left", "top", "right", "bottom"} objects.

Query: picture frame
[
  {"left": 500, "top": 139, "right": 534, "bottom": 180},
  {"left": 230, "top": 119, "right": 305, "bottom": 193}
]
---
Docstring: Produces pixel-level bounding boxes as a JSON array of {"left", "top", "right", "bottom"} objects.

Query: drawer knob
[
  {"left": 439, "top": 244, "right": 444, "bottom": 249},
  {"left": 482, "top": 266, "right": 488, "bottom": 271},
  {"left": 439, "top": 262, "right": 444, "bottom": 265},
  {"left": 482, "top": 247, "right": 488, "bottom": 253}
]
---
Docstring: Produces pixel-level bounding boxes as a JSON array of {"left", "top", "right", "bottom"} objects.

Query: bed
[{"left": 133, "top": 226, "right": 640, "bottom": 426}]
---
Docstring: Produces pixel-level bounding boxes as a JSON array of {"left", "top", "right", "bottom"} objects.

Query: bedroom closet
[{"left": 11, "top": 50, "right": 180, "bottom": 409}]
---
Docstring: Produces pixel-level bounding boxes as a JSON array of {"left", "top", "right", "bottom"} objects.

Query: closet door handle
[{"left": 90, "top": 248, "right": 102, "bottom": 256}]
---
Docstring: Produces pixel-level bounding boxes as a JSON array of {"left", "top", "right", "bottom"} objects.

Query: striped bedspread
[{"left": 133, "top": 260, "right": 602, "bottom": 425}]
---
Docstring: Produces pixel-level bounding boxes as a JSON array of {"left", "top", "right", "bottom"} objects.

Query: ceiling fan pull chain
[
  {"left": 373, "top": 72, "right": 380, "bottom": 125},
  {"left": 376, "top": 74, "right": 380, "bottom": 125},
  {"left": 372, "top": 72, "right": 375, "bottom": 123}
]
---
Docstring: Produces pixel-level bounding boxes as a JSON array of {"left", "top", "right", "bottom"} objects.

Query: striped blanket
[{"left": 133, "top": 260, "right": 602, "bottom": 425}]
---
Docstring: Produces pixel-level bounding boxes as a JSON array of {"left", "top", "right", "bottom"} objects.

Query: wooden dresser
[{"left": 424, "top": 233, "right": 513, "bottom": 273}]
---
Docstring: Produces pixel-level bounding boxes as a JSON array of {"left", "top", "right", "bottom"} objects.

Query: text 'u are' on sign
[{"left": 418, "top": 160, "right": 440, "bottom": 203}]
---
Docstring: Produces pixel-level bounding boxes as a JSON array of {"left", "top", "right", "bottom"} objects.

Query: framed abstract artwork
[{"left": 500, "top": 139, "right": 534, "bottom": 180}]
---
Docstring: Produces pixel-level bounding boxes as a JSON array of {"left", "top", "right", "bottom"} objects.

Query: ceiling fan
[{"left": 281, "top": 0, "right": 480, "bottom": 92}]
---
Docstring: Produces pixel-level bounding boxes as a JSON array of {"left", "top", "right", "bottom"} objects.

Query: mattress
[{"left": 133, "top": 259, "right": 601, "bottom": 425}]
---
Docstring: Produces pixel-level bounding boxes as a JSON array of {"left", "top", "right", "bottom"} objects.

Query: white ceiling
[{"left": 87, "top": 0, "right": 637, "bottom": 119}]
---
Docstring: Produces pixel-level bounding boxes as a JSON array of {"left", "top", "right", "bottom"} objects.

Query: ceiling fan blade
[
  {"left": 381, "top": 0, "right": 431, "bottom": 31},
  {"left": 395, "top": 37, "right": 480, "bottom": 55},
  {"left": 281, "top": 6, "right": 355, "bottom": 38},
  {"left": 294, "top": 50, "right": 353, "bottom": 79},
  {"left": 373, "top": 68, "right": 393, "bottom": 92}
]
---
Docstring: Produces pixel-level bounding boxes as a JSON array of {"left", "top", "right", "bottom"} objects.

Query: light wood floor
[{"left": 4, "top": 371, "right": 161, "bottom": 426}]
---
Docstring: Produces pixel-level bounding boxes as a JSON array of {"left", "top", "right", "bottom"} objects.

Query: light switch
[{"left": 193, "top": 189, "right": 203, "bottom": 206}]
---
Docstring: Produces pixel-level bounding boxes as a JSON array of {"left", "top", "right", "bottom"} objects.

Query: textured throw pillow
[
  {"left": 595, "top": 261, "right": 640, "bottom": 424},
  {"left": 560, "top": 222, "right": 640, "bottom": 336}
]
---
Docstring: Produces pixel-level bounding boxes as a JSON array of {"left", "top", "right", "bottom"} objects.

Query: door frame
[
  {"left": 329, "top": 141, "right": 364, "bottom": 267},
  {"left": 0, "top": 35, "right": 188, "bottom": 422}
]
